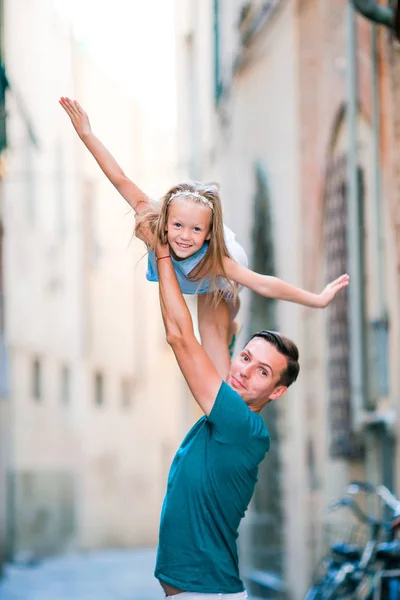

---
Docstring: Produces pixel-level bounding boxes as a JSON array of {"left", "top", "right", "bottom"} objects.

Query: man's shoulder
[
  {"left": 214, "top": 380, "right": 247, "bottom": 410},
  {"left": 208, "top": 381, "right": 270, "bottom": 446}
]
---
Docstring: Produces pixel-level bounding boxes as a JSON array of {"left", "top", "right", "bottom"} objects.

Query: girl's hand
[
  {"left": 59, "top": 97, "right": 92, "bottom": 138},
  {"left": 318, "top": 273, "right": 350, "bottom": 307},
  {"left": 155, "top": 240, "right": 170, "bottom": 260}
]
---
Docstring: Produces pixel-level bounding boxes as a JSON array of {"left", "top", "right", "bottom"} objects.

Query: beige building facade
[
  {"left": 1, "top": 0, "right": 185, "bottom": 562},
  {"left": 175, "top": 1, "right": 400, "bottom": 598}
]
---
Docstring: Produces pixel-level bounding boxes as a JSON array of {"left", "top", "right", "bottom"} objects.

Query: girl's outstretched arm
[
  {"left": 223, "top": 257, "right": 349, "bottom": 308},
  {"left": 59, "top": 97, "right": 149, "bottom": 215}
]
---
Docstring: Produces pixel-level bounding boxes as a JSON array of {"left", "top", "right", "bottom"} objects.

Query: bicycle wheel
[
  {"left": 381, "top": 576, "right": 400, "bottom": 600},
  {"left": 320, "top": 568, "right": 358, "bottom": 600},
  {"left": 304, "top": 569, "right": 352, "bottom": 600},
  {"left": 388, "top": 577, "right": 400, "bottom": 600},
  {"left": 304, "top": 584, "right": 321, "bottom": 600},
  {"left": 323, "top": 581, "right": 354, "bottom": 600}
]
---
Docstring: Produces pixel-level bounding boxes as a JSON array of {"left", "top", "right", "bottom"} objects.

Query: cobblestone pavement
[{"left": 0, "top": 548, "right": 162, "bottom": 600}]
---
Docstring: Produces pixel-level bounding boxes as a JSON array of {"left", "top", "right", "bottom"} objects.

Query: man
[{"left": 154, "top": 240, "right": 300, "bottom": 599}]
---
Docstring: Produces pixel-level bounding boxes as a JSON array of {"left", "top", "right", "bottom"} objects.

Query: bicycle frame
[
  {"left": 373, "top": 568, "right": 400, "bottom": 600},
  {"left": 305, "top": 483, "right": 400, "bottom": 600}
]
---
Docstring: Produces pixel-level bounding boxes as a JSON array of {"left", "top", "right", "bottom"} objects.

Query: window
[
  {"left": 0, "top": 63, "right": 8, "bottom": 154},
  {"left": 0, "top": 0, "right": 8, "bottom": 156},
  {"left": 121, "top": 378, "right": 133, "bottom": 409},
  {"left": 55, "top": 139, "right": 65, "bottom": 238},
  {"left": 184, "top": 32, "right": 200, "bottom": 176},
  {"left": 61, "top": 365, "right": 71, "bottom": 404},
  {"left": 246, "top": 161, "right": 284, "bottom": 577},
  {"left": 0, "top": 220, "right": 7, "bottom": 397},
  {"left": 94, "top": 372, "right": 104, "bottom": 406},
  {"left": 324, "top": 156, "right": 364, "bottom": 458},
  {"left": 32, "top": 358, "right": 41, "bottom": 400},
  {"left": 213, "top": 0, "right": 223, "bottom": 104},
  {"left": 83, "top": 179, "right": 101, "bottom": 269},
  {"left": 26, "top": 141, "right": 36, "bottom": 224},
  {"left": 238, "top": 1, "right": 282, "bottom": 49}
]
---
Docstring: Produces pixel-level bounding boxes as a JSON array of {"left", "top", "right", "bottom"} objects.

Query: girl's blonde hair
[{"left": 135, "top": 181, "right": 237, "bottom": 302}]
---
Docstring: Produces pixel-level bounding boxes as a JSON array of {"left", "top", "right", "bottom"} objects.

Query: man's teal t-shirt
[{"left": 155, "top": 381, "right": 270, "bottom": 594}]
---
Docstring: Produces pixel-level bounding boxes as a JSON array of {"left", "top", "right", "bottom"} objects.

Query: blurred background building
[
  {"left": 174, "top": 0, "right": 400, "bottom": 598},
  {"left": 1, "top": 1, "right": 400, "bottom": 599},
  {"left": 0, "top": 0, "right": 191, "bottom": 568}
]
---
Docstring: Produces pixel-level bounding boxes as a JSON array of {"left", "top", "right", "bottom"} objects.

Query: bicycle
[
  {"left": 348, "top": 482, "right": 400, "bottom": 600},
  {"left": 304, "top": 495, "right": 381, "bottom": 599},
  {"left": 304, "top": 482, "right": 400, "bottom": 599}
]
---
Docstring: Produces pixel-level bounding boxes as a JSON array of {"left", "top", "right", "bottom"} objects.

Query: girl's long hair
[{"left": 135, "top": 181, "right": 237, "bottom": 303}]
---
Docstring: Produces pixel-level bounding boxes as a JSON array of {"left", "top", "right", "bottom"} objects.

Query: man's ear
[{"left": 269, "top": 385, "right": 287, "bottom": 402}]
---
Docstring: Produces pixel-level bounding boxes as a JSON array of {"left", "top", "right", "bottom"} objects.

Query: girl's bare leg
[{"left": 197, "top": 294, "right": 240, "bottom": 380}]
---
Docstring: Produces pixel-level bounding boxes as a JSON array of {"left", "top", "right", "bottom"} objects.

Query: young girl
[{"left": 60, "top": 97, "right": 349, "bottom": 378}]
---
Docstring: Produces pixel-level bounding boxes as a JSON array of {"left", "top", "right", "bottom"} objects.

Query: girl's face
[{"left": 166, "top": 197, "right": 213, "bottom": 259}]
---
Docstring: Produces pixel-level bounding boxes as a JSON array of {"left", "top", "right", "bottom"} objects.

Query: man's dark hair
[{"left": 247, "top": 330, "right": 300, "bottom": 387}]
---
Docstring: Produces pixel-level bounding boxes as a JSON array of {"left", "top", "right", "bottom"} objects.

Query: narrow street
[
  {"left": 0, "top": 548, "right": 161, "bottom": 600},
  {"left": 0, "top": 549, "right": 263, "bottom": 599}
]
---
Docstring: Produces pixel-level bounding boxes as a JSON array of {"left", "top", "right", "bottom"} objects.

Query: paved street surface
[
  {"left": 0, "top": 549, "right": 263, "bottom": 599},
  {"left": 0, "top": 548, "right": 162, "bottom": 600}
]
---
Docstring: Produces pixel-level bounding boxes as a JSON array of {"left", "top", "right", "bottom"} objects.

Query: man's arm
[
  {"left": 59, "top": 97, "right": 150, "bottom": 215},
  {"left": 156, "top": 245, "right": 222, "bottom": 416}
]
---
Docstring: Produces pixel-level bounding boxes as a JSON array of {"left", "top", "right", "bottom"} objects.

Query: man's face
[{"left": 228, "top": 337, "right": 288, "bottom": 410}]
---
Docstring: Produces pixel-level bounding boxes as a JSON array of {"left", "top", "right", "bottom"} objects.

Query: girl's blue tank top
[
  {"left": 146, "top": 225, "right": 248, "bottom": 295},
  {"left": 146, "top": 241, "right": 211, "bottom": 294}
]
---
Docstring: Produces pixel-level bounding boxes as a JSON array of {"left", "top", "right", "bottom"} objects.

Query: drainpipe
[
  {"left": 346, "top": 2, "right": 367, "bottom": 433},
  {"left": 370, "top": 22, "right": 389, "bottom": 405},
  {"left": 347, "top": 6, "right": 393, "bottom": 489},
  {"left": 365, "top": 23, "right": 393, "bottom": 492}
]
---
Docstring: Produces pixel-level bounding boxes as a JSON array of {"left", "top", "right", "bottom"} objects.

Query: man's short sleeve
[{"left": 207, "top": 381, "right": 270, "bottom": 446}]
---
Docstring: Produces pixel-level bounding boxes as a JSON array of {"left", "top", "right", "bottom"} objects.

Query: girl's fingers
[
  {"left": 74, "top": 100, "right": 84, "bottom": 114},
  {"left": 66, "top": 100, "right": 87, "bottom": 124},
  {"left": 59, "top": 97, "right": 84, "bottom": 123},
  {"left": 331, "top": 274, "right": 349, "bottom": 287},
  {"left": 60, "top": 98, "right": 74, "bottom": 113},
  {"left": 321, "top": 274, "right": 349, "bottom": 301},
  {"left": 332, "top": 280, "right": 349, "bottom": 293},
  {"left": 67, "top": 99, "right": 79, "bottom": 114},
  {"left": 334, "top": 277, "right": 349, "bottom": 287},
  {"left": 325, "top": 276, "right": 349, "bottom": 297},
  {"left": 336, "top": 277, "right": 349, "bottom": 287}
]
